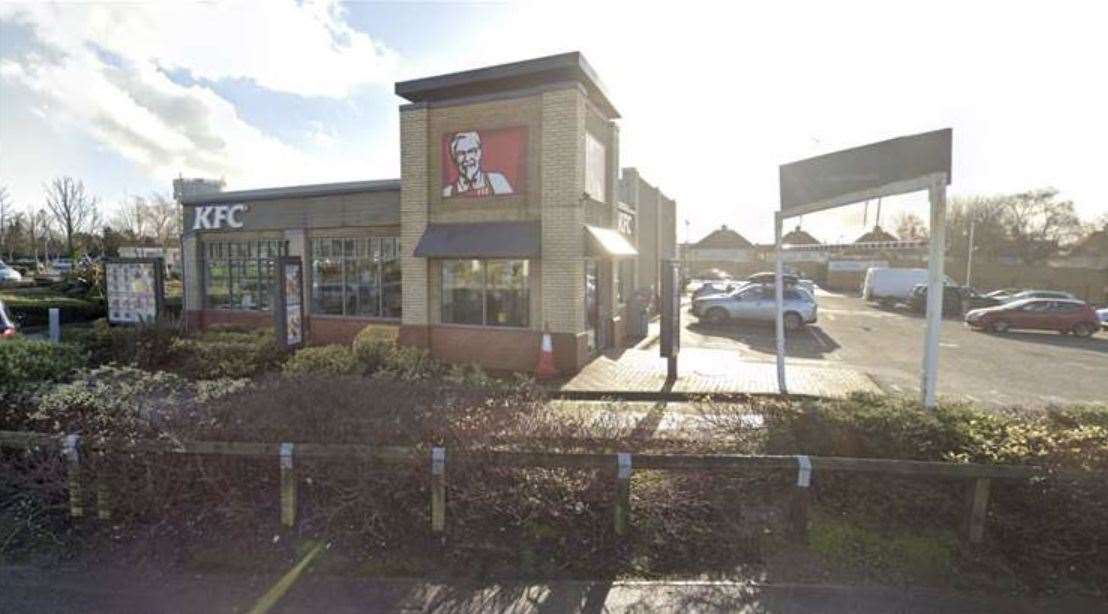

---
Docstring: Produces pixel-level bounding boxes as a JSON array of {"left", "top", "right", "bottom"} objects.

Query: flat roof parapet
[
  {"left": 395, "top": 51, "right": 619, "bottom": 118},
  {"left": 179, "top": 179, "right": 400, "bottom": 205}
]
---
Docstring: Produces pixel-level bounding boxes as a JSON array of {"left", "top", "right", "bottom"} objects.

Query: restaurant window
[
  {"left": 441, "top": 259, "right": 529, "bottom": 327},
  {"left": 201, "top": 239, "right": 287, "bottom": 310},
  {"left": 310, "top": 237, "right": 402, "bottom": 318}
]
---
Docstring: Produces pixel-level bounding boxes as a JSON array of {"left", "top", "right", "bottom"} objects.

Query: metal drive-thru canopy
[{"left": 774, "top": 128, "right": 953, "bottom": 407}]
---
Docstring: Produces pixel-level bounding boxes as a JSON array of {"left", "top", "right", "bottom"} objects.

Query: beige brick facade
[{"left": 400, "top": 106, "right": 430, "bottom": 326}]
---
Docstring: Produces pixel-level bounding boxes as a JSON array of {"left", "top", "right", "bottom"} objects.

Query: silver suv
[{"left": 692, "top": 284, "right": 817, "bottom": 330}]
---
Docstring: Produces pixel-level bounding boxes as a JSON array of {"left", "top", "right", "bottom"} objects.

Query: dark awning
[
  {"left": 586, "top": 225, "right": 638, "bottom": 258},
  {"left": 413, "top": 221, "right": 541, "bottom": 259}
]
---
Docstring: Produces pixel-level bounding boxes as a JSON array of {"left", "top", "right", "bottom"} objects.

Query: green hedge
[
  {"left": 0, "top": 339, "right": 84, "bottom": 398},
  {"left": 0, "top": 292, "right": 105, "bottom": 326},
  {"left": 282, "top": 344, "right": 362, "bottom": 377}
]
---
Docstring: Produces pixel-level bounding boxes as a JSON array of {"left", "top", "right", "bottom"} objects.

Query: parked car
[
  {"left": 863, "top": 268, "right": 954, "bottom": 306},
  {"left": 0, "top": 260, "right": 23, "bottom": 284},
  {"left": 51, "top": 258, "right": 74, "bottom": 273},
  {"left": 741, "top": 271, "right": 816, "bottom": 296},
  {"left": 1098, "top": 307, "right": 1108, "bottom": 330},
  {"left": 692, "top": 284, "right": 816, "bottom": 330},
  {"left": 0, "top": 299, "right": 16, "bottom": 338},
  {"left": 691, "top": 281, "right": 729, "bottom": 300},
  {"left": 965, "top": 298, "right": 1100, "bottom": 337},
  {"left": 984, "top": 288, "right": 1023, "bottom": 301},
  {"left": 1005, "top": 289, "right": 1077, "bottom": 303},
  {"left": 908, "top": 284, "right": 965, "bottom": 315}
]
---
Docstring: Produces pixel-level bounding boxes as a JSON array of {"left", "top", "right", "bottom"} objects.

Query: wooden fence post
[
  {"left": 431, "top": 447, "right": 445, "bottom": 533},
  {"left": 280, "top": 443, "right": 296, "bottom": 529},
  {"left": 787, "top": 455, "right": 812, "bottom": 542},
  {"left": 614, "top": 453, "right": 632, "bottom": 536},
  {"left": 63, "top": 434, "right": 83, "bottom": 518},
  {"left": 961, "top": 477, "right": 991, "bottom": 544},
  {"left": 95, "top": 451, "right": 111, "bottom": 521}
]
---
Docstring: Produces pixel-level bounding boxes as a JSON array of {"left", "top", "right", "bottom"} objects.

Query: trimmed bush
[
  {"left": 378, "top": 344, "right": 442, "bottom": 381},
  {"left": 351, "top": 325, "right": 397, "bottom": 373},
  {"left": 0, "top": 291, "right": 105, "bottom": 326},
  {"left": 170, "top": 328, "right": 283, "bottom": 380},
  {"left": 283, "top": 344, "right": 362, "bottom": 377},
  {"left": 0, "top": 339, "right": 84, "bottom": 398}
]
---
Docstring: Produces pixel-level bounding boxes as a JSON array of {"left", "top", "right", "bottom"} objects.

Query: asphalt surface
[
  {"left": 683, "top": 289, "right": 1108, "bottom": 408},
  {"left": 4, "top": 565, "right": 1100, "bottom": 613}
]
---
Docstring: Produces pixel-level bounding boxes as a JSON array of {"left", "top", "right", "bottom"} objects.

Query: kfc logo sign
[{"left": 192, "top": 204, "right": 247, "bottom": 230}]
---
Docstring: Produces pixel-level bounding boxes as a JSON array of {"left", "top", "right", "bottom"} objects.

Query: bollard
[
  {"left": 788, "top": 455, "right": 812, "bottom": 543},
  {"left": 63, "top": 434, "right": 83, "bottom": 517},
  {"left": 614, "top": 453, "right": 632, "bottom": 536},
  {"left": 280, "top": 443, "right": 296, "bottom": 529},
  {"left": 431, "top": 447, "right": 446, "bottom": 533},
  {"left": 49, "top": 308, "right": 61, "bottom": 342}
]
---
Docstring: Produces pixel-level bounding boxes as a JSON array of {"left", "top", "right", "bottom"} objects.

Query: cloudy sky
[{"left": 1, "top": 0, "right": 1105, "bottom": 244}]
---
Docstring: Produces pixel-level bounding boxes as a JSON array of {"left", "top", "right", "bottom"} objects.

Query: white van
[{"left": 862, "top": 268, "right": 953, "bottom": 306}]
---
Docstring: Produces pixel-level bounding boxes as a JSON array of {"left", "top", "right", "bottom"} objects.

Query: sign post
[
  {"left": 660, "top": 259, "right": 681, "bottom": 381},
  {"left": 776, "top": 128, "right": 953, "bottom": 408},
  {"left": 104, "top": 257, "right": 165, "bottom": 325},
  {"left": 274, "top": 256, "right": 305, "bottom": 352}
]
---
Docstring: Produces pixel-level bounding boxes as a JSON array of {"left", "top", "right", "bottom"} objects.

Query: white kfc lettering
[{"left": 192, "top": 205, "right": 248, "bottom": 230}]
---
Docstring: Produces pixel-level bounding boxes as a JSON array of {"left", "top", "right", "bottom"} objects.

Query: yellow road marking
[{"left": 248, "top": 540, "right": 326, "bottom": 614}]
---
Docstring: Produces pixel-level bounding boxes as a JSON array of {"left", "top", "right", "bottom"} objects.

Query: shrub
[
  {"left": 30, "top": 365, "right": 248, "bottom": 440},
  {"left": 0, "top": 291, "right": 105, "bottom": 326},
  {"left": 378, "top": 344, "right": 442, "bottom": 381},
  {"left": 170, "top": 328, "right": 283, "bottom": 380},
  {"left": 0, "top": 340, "right": 84, "bottom": 399},
  {"left": 282, "top": 344, "right": 362, "bottom": 377},
  {"left": 351, "top": 325, "right": 397, "bottom": 373},
  {"left": 65, "top": 317, "right": 182, "bottom": 370}
]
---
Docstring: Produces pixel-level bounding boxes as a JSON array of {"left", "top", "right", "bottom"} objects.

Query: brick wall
[
  {"left": 428, "top": 325, "right": 540, "bottom": 373},
  {"left": 540, "top": 87, "right": 587, "bottom": 335}
]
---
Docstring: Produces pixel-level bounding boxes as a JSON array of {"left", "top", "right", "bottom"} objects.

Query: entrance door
[{"left": 585, "top": 259, "right": 598, "bottom": 353}]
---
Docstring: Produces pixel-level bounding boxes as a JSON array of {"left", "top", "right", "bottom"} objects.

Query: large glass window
[
  {"left": 441, "top": 259, "right": 529, "bottom": 327},
  {"left": 201, "top": 239, "right": 287, "bottom": 310},
  {"left": 310, "top": 236, "right": 401, "bottom": 318}
]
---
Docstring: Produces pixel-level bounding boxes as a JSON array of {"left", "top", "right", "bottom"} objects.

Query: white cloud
[{"left": 0, "top": 0, "right": 398, "bottom": 198}]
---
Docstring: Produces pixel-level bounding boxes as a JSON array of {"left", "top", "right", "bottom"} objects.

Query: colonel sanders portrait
[{"left": 443, "top": 130, "right": 514, "bottom": 197}]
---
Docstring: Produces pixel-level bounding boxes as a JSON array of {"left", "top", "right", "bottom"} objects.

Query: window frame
[
  {"left": 199, "top": 239, "right": 288, "bottom": 311},
  {"left": 309, "top": 236, "right": 401, "bottom": 319},
  {"left": 440, "top": 258, "right": 530, "bottom": 328}
]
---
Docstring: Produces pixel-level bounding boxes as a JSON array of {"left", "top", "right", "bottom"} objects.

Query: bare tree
[
  {"left": 146, "top": 192, "right": 181, "bottom": 245},
  {"left": 893, "top": 212, "right": 928, "bottom": 240},
  {"left": 44, "top": 176, "right": 99, "bottom": 257},
  {"left": 111, "top": 194, "right": 150, "bottom": 240},
  {"left": 1002, "top": 188, "right": 1083, "bottom": 264}
]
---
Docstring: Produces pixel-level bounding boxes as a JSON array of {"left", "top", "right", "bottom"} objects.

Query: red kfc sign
[{"left": 441, "top": 127, "right": 527, "bottom": 198}]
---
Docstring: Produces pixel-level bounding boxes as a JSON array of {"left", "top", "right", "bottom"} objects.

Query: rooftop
[
  {"left": 395, "top": 51, "right": 619, "bottom": 118},
  {"left": 692, "top": 225, "right": 753, "bottom": 249},
  {"left": 179, "top": 179, "right": 400, "bottom": 205}
]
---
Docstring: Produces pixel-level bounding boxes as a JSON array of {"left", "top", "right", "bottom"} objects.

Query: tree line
[
  {"left": 0, "top": 177, "right": 180, "bottom": 264},
  {"left": 891, "top": 188, "right": 1106, "bottom": 265}
]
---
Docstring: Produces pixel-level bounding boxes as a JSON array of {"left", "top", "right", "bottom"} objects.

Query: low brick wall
[
  {"left": 309, "top": 317, "right": 399, "bottom": 346},
  {"left": 428, "top": 325, "right": 540, "bottom": 374}
]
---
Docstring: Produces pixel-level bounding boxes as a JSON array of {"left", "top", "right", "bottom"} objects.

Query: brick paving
[{"left": 560, "top": 347, "right": 880, "bottom": 398}]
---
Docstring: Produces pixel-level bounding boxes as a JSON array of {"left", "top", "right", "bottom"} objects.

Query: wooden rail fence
[{"left": 0, "top": 430, "right": 1046, "bottom": 545}]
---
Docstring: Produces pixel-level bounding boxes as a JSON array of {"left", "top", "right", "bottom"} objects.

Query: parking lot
[{"left": 683, "top": 289, "right": 1108, "bottom": 408}]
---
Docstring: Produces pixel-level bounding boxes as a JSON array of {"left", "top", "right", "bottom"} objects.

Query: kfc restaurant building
[{"left": 177, "top": 52, "right": 643, "bottom": 374}]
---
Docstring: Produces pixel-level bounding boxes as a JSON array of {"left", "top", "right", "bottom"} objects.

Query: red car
[{"left": 965, "top": 298, "right": 1100, "bottom": 337}]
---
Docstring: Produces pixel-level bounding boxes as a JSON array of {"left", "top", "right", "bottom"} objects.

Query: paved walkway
[
  {"left": 560, "top": 347, "right": 880, "bottom": 398},
  {"left": 3, "top": 566, "right": 1093, "bottom": 613}
]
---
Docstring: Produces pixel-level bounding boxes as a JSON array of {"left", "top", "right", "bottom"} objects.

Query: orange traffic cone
[{"left": 535, "top": 325, "right": 557, "bottom": 379}]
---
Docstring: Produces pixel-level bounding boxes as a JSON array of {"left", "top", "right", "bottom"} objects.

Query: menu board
[
  {"left": 105, "top": 259, "right": 164, "bottom": 324},
  {"left": 274, "top": 256, "right": 304, "bottom": 350}
]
